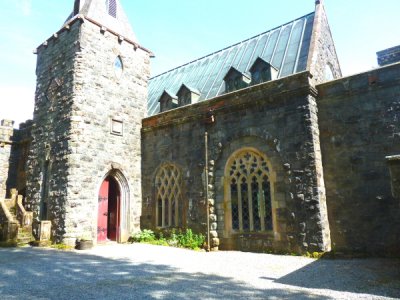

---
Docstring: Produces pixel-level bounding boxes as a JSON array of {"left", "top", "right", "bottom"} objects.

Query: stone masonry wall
[
  {"left": 26, "top": 21, "right": 81, "bottom": 240},
  {"left": 318, "top": 63, "right": 400, "bottom": 255},
  {"left": 0, "top": 120, "right": 14, "bottom": 198},
  {"left": 65, "top": 19, "right": 149, "bottom": 244},
  {"left": 0, "top": 120, "right": 32, "bottom": 200},
  {"left": 10, "top": 120, "right": 33, "bottom": 198},
  {"left": 27, "top": 18, "right": 150, "bottom": 244},
  {"left": 142, "top": 71, "right": 331, "bottom": 254},
  {"left": 307, "top": 2, "right": 342, "bottom": 84}
]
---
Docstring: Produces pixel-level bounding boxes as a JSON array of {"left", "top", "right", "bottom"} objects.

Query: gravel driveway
[{"left": 0, "top": 243, "right": 399, "bottom": 299}]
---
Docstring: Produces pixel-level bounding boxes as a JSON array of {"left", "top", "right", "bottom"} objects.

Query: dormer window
[
  {"left": 106, "top": 0, "right": 117, "bottom": 18},
  {"left": 177, "top": 84, "right": 201, "bottom": 106},
  {"left": 223, "top": 67, "right": 251, "bottom": 93},
  {"left": 249, "top": 57, "right": 278, "bottom": 85},
  {"left": 158, "top": 90, "right": 178, "bottom": 113}
]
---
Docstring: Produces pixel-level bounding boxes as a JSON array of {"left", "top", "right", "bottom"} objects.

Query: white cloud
[
  {"left": 0, "top": 86, "right": 34, "bottom": 127},
  {"left": 16, "top": 0, "right": 32, "bottom": 16}
]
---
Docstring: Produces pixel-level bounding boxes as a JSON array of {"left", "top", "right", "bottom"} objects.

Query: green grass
[{"left": 49, "top": 243, "right": 74, "bottom": 251}]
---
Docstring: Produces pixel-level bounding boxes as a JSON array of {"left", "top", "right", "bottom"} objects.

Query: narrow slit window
[
  {"left": 106, "top": 0, "right": 117, "bottom": 18},
  {"left": 40, "top": 160, "right": 50, "bottom": 221},
  {"left": 114, "top": 56, "right": 123, "bottom": 79}
]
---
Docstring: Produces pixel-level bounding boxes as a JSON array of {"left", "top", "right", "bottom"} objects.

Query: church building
[{"left": 0, "top": 0, "right": 399, "bottom": 255}]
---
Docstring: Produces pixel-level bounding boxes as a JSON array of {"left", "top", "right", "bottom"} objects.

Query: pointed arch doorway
[{"left": 98, "top": 176, "right": 121, "bottom": 243}]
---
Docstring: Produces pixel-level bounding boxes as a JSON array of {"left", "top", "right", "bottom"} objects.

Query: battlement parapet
[{"left": 0, "top": 120, "right": 15, "bottom": 144}]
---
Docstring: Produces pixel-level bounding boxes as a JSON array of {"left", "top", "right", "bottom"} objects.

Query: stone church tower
[{"left": 26, "top": 0, "right": 151, "bottom": 245}]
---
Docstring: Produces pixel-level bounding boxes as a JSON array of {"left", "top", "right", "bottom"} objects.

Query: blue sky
[{"left": 0, "top": 0, "right": 399, "bottom": 125}]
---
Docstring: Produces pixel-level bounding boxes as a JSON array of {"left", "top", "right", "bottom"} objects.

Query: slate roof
[{"left": 148, "top": 12, "right": 315, "bottom": 116}]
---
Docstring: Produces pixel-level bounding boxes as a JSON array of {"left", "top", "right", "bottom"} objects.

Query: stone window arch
[
  {"left": 225, "top": 148, "right": 273, "bottom": 232},
  {"left": 155, "top": 163, "right": 182, "bottom": 228}
]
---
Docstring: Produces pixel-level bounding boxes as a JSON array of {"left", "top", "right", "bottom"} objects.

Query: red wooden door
[{"left": 98, "top": 179, "right": 109, "bottom": 242}]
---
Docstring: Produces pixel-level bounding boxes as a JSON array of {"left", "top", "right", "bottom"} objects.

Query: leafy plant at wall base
[
  {"left": 130, "top": 229, "right": 205, "bottom": 250},
  {"left": 130, "top": 229, "right": 156, "bottom": 243}
]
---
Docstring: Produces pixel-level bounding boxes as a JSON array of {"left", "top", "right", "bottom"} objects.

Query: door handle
[{"left": 103, "top": 212, "right": 108, "bottom": 216}]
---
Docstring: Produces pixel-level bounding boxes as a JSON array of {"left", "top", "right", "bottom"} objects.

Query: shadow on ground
[
  {"left": 273, "top": 257, "right": 400, "bottom": 299},
  {"left": 1, "top": 247, "right": 400, "bottom": 299},
  {"left": 0, "top": 247, "right": 325, "bottom": 300}
]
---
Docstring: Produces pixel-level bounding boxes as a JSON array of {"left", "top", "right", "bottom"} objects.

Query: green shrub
[
  {"left": 175, "top": 229, "right": 205, "bottom": 250},
  {"left": 50, "top": 243, "right": 74, "bottom": 251},
  {"left": 305, "top": 251, "right": 325, "bottom": 259},
  {"left": 130, "top": 228, "right": 205, "bottom": 250},
  {"left": 131, "top": 229, "right": 156, "bottom": 243}
]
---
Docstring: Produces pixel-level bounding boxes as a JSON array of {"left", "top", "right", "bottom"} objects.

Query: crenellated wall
[
  {"left": 0, "top": 119, "right": 32, "bottom": 201},
  {"left": 13, "top": 121, "right": 33, "bottom": 197},
  {"left": 0, "top": 120, "right": 14, "bottom": 199}
]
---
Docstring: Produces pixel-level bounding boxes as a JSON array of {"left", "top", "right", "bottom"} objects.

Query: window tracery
[
  {"left": 155, "top": 164, "right": 182, "bottom": 227},
  {"left": 226, "top": 149, "right": 273, "bottom": 232}
]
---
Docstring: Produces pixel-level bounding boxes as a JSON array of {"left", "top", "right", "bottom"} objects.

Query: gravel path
[{"left": 0, "top": 243, "right": 399, "bottom": 299}]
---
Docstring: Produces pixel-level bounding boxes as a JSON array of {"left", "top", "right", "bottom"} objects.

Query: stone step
[
  {"left": 18, "top": 231, "right": 33, "bottom": 237},
  {"left": 17, "top": 233, "right": 32, "bottom": 239},
  {"left": 17, "top": 227, "right": 34, "bottom": 244},
  {"left": 17, "top": 237, "right": 33, "bottom": 245}
]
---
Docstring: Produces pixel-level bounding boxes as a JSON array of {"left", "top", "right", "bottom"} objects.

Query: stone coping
[
  {"left": 317, "top": 62, "right": 400, "bottom": 99},
  {"left": 386, "top": 155, "right": 400, "bottom": 162}
]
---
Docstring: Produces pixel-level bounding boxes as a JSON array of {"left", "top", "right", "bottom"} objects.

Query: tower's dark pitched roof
[{"left": 148, "top": 12, "right": 315, "bottom": 116}]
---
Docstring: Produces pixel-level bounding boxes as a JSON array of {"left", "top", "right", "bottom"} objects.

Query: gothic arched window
[
  {"left": 226, "top": 149, "right": 273, "bottom": 232},
  {"left": 155, "top": 164, "right": 182, "bottom": 228},
  {"left": 105, "top": 0, "right": 117, "bottom": 18}
]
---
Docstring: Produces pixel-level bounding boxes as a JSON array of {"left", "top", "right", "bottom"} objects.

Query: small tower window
[
  {"left": 114, "top": 56, "right": 123, "bottom": 79},
  {"left": 106, "top": 0, "right": 117, "bottom": 18}
]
